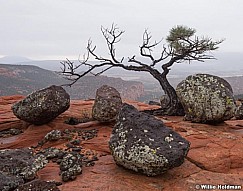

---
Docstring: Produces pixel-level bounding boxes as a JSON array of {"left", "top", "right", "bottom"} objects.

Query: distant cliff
[
  {"left": 0, "top": 64, "right": 144, "bottom": 100},
  {"left": 66, "top": 75, "right": 144, "bottom": 100}
]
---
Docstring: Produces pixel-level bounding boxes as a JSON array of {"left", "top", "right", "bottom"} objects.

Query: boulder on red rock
[
  {"left": 92, "top": 85, "right": 122, "bottom": 122},
  {"left": 176, "top": 74, "right": 236, "bottom": 124},
  {"left": 109, "top": 103, "right": 190, "bottom": 176},
  {"left": 0, "top": 148, "right": 48, "bottom": 191},
  {"left": 12, "top": 85, "right": 70, "bottom": 125}
]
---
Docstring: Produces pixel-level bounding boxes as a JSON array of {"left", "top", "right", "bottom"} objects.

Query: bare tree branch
[{"left": 60, "top": 24, "right": 224, "bottom": 116}]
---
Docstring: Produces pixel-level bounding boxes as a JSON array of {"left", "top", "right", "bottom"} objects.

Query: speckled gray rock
[
  {"left": 44, "top": 130, "right": 62, "bottom": 141},
  {"left": 176, "top": 74, "right": 236, "bottom": 123},
  {"left": 0, "top": 148, "right": 48, "bottom": 191},
  {"left": 12, "top": 85, "right": 70, "bottom": 125},
  {"left": 109, "top": 103, "right": 190, "bottom": 176},
  {"left": 92, "top": 85, "right": 122, "bottom": 122},
  {"left": 235, "top": 104, "right": 243, "bottom": 120}
]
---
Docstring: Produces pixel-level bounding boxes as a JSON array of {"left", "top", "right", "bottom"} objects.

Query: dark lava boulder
[
  {"left": 176, "top": 74, "right": 236, "bottom": 123},
  {"left": 109, "top": 103, "right": 190, "bottom": 176},
  {"left": 12, "top": 85, "right": 70, "bottom": 125},
  {"left": 92, "top": 85, "right": 122, "bottom": 122},
  {"left": 0, "top": 148, "right": 48, "bottom": 191}
]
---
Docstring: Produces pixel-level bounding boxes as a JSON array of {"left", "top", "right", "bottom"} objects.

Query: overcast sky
[{"left": 0, "top": 0, "right": 243, "bottom": 60}]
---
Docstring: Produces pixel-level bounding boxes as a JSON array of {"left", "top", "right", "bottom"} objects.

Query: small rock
[
  {"left": 0, "top": 128, "right": 23, "bottom": 138},
  {"left": 72, "top": 147, "right": 82, "bottom": 152},
  {"left": 44, "top": 130, "right": 62, "bottom": 141},
  {"left": 60, "top": 152, "right": 82, "bottom": 182},
  {"left": 81, "top": 129, "right": 98, "bottom": 140},
  {"left": 12, "top": 85, "right": 70, "bottom": 125},
  {"left": 70, "top": 139, "right": 81, "bottom": 145},
  {"left": 37, "top": 147, "right": 65, "bottom": 159},
  {"left": 109, "top": 103, "right": 190, "bottom": 176},
  {"left": 176, "top": 74, "right": 236, "bottom": 123},
  {"left": 66, "top": 143, "right": 75, "bottom": 149},
  {"left": 92, "top": 85, "right": 122, "bottom": 122},
  {"left": 64, "top": 117, "right": 80, "bottom": 125}
]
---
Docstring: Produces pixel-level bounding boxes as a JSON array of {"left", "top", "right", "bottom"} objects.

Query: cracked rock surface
[
  {"left": 109, "top": 103, "right": 190, "bottom": 176},
  {"left": 176, "top": 73, "right": 236, "bottom": 123}
]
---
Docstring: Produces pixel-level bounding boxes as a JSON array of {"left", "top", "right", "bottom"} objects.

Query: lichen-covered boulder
[
  {"left": 176, "top": 74, "right": 236, "bottom": 123},
  {"left": 235, "top": 104, "right": 243, "bottom": 120},
  {"left": 92, "top": 85, "right": 122, "bottom": 122},
  {"left": 109, "top": 103, "right": 190, "bottom": 176},
  {"left": 12, "top": 85, "right": 70, "bottom": 125}
]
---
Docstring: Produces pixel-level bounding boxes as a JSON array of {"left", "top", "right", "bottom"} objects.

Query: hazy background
[
  {"left": 0, "top": 0, "right": 243, "bottom": 101},
  {"left": 0, "top": 0, "right": 243, "bottom": 60}
]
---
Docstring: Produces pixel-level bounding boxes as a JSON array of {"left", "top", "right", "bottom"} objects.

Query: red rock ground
[{"left": 0, "top": 95, "right": 243, "bottom": 191}]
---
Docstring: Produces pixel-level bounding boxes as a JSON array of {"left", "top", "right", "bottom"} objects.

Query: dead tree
[{"left": 60, "top": 24, "right": 224, "bottom": 116}]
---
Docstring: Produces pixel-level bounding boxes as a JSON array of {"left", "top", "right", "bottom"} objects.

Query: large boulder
[
  {"left": 176, "top": 74, "right": 236, "bottom": 123},
  {"left": 12, "top": 85, "right": 70, "bottom": 125},
  {"left": 92, "top": 85, "right": 122, "bottom": 122},
  {"left": 109, "top": 103, "right": 190, "bottom": 176}
]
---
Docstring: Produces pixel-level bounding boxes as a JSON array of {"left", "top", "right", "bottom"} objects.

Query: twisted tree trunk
[{"left": 143, "top": 74, "right": 184, "bottom": 116}]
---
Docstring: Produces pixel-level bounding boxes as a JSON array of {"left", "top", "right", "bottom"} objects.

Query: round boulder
[
  {"left": 109, "top": 103, "right": 190, "bottom": 176},
  {"left": 92, "top": 85, "right": 122, "bottom": 122},
  {"left": 176, "top": 74, "right": 236, "bottom": 123},
  {"left": 12, "top": 85, "right": 70, "bottom": 125}
]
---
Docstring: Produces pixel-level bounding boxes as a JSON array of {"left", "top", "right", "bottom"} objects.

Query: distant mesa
[
  {"left": 0, "top": 56, "right": 32, "bottom": 64},
  {"left": 0, "top": 63, "right": 144, "bottom": 101}
]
